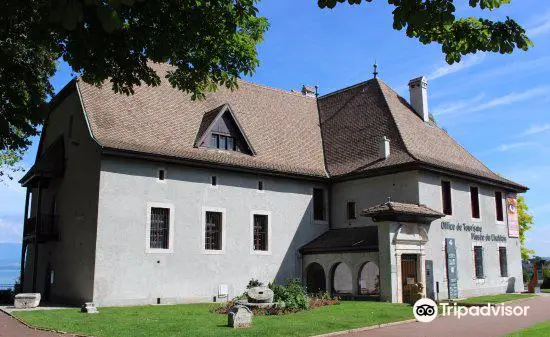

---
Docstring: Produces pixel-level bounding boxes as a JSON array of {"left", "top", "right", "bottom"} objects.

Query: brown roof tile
[{"left": 77, "top": 64, "right": 327, "bottom": 178}]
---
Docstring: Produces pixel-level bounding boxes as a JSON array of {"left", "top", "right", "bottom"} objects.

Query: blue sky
[{"left": 1, "top": 0, "right": 550, "bottom": 256}]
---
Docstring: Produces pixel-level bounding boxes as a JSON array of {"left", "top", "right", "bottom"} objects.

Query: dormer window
[
  {"left": 195, "top": 104, "right": 255, "bottom": 155},
  {"left": 211, "top": 133, "right": 236, "bottom": 151}
]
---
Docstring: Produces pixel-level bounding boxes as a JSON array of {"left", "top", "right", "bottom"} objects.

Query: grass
[
  {"left": 507, "top": 320, "right": 550, "bottom": 337},
  {"left": 457, "top": 293, "right": 535, "bottom": 305},
  {"left": 541, "top": 289, "right": 550, "bottom": 294},
  {"left": 13, "top": 301, "right": 414, "bottom": 337}
]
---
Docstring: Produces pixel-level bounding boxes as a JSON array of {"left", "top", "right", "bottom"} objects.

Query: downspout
[{"left": 19, "top": 188, "right": 30, "bottom": 292}]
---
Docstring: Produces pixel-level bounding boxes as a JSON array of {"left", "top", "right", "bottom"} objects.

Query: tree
[
  {"left": 518, "top": 196, "right": 535, "bottom": 260},
  {"left": 318, "top": 0, "right": 532, "bottom": 64},
  {"left": 0, "top": 0, "right": 268, "bottom": 177}
]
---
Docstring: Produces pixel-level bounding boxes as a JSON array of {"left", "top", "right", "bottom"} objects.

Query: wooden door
[{"left": 401, "top": 254, "right": 418, "bottom": 304}]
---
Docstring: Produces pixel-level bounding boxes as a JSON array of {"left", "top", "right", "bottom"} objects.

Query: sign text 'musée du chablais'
[{"left": 441, "top": 221, "right": 507, "bottom": 243}]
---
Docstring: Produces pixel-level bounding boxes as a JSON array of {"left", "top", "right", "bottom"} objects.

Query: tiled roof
[
  {"left": 299, "top": 227, "right": 379, "bottom": 254},
  {"left": 73, "top": 63, "right": 526, "bottom": 190},
  {"left": 361, "top": 202, "right": 444, "bottom": 218},
  {"left": 318, "top": 79, "right": 527, "bottom": 191},
  {"left": 77, "top": 63, "right": 327, "bottom": 178}
]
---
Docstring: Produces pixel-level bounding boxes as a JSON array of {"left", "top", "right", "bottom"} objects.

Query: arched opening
[
  {"left": 358, "top": 261, "right": 380, "bottom": 297},
  {"left": 331, "top": 262, "right": 353, "bottom": 295},
  {"left": 305, "top": 263, "right": 326, "bottom": 293}
]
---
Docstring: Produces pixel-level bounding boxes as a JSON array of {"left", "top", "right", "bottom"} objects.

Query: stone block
[
  {"left": 14, "top": 293, "right": 41, "bottom": 309},
  {"left": 228, "top": 305, "right": 252, "bottom": 328},
  {"left": 246, "top": 286, "right": 274, "bottom": 303}
]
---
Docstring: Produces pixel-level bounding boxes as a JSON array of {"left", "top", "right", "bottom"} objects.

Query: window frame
[
  {"left": 250, "top": 210, "right": 271, "bottom": 255},
  {"left": 313, "top": 188, "right": 328, "bottom": 223},
  {"left": 211, "top": 132, "right": 236, "bottom": 151},
  {"left": 495, "top": 191, "right": 504, "bottom": 223},
  {"left": 157, "top": 168, "right": 167, "bottom": 183},
  {"left": 473, "top": 245, "right": 484, "bottom": 279},
  {"left": 499, "top": 246, "right": 508, "bottom": 277},
  {"left": 346, "top": 201, "right": 356, "bottom": 221},
  {"left": 469, "top": 185, "right": 481, "bottom": 220},
  {"left": 145, "top": 202, "right": 175, "bottom": 254},
  {"left": 441, "top": 180, "right": 453, "bottom": 216},
  {"left": 202, "top": 207, "right": 226, "bottom": 254}
]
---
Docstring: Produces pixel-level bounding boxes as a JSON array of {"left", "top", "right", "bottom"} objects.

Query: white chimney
[
  {"left": 379, "top": 136, "right": 390, "bottom": 159},
  {"left": 408, "top": 76, "right": 429, "bottom": 122}
]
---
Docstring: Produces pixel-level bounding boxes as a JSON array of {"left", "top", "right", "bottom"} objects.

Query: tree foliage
[
  {"left": 318, "top": 0, "right": 532, "bottom": 64},
  {"left": 0, "top": 0, "right": 268, "bottom": 177},
  {"left": 517, "top": 196, "right": 535, "bottom": 260}
]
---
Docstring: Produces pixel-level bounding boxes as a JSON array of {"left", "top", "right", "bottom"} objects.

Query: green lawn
[
  {"left": 542, "top": 289, "right": 550, "bottom": 294},
  {"left": 13, "top": 302, "right": 414, "bottom": 337},
  {"left": 507, "top": 320, "right": 550, "bottom": 337},
  {"left": 458, "top": 293, "right": 535, "bottom": 305}
]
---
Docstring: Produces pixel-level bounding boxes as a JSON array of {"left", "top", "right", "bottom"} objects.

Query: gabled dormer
[{"left": 194, "top": 104, "right": 255, "bottom": 155}]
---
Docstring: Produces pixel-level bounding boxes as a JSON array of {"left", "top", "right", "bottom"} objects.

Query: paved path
[
  {"left": 352, "top": 295, "right": 550, "bottom": 337},
  {"left": 0, "top": 311, "right": 71, "bottom": 337}
]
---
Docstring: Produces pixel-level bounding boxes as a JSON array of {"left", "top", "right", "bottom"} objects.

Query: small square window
[
  {"left": 211, "top": 176, "right": 217, "bottom": 186},
  {"left": 258, "top": 181, "right": 263, "bottom": 191},
  {"left": 158, "top": 169, "right": 166, "bottom": 181}
]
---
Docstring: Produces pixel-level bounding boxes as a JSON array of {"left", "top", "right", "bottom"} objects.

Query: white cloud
[
  {"left": 0, "top": 217, "right": 22, "bottom": 243},
  {"left": 427, "top": 53, "right": 486, "bottom": 81},
  {"left": 528, "top": 11, "right": 550, "bottom": 37},
  {"left": 432, "top": 93, "right": 485, "bottom": 116},
  {"left": 469, "top": 86, "right": 550, "bottom": 113},
  {"left": 519, "top": 123, "right": 550, "bottom": 137},
  {"left": 489, "top": 142, "right": 536, "bottom": 153}
]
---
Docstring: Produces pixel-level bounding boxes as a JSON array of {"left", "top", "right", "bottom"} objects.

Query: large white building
[{"left": 19, "top": 64, "right": 527, "bottom": 306}]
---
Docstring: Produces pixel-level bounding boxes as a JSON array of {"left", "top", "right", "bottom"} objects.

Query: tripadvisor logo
[
  {"left": 413, "top": 298, "right": 531, "bottom": 323},
  {"left": 413, "top": 298, "right": 438, "bottom": 323}
]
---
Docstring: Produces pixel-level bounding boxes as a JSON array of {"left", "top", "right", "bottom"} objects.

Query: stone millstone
[
  {"left": 246, "top": 286, "right": 274, "bottom": 303},
  {"left": 228, "top": 305, "right": 252, "bottom": 328}
]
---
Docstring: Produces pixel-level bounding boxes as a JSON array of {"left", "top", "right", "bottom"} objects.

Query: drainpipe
[
  {"left": 19, "top": 188, "right": 30, "bottom": 292},
  {"left": 32, "top": 180, "right": 43, "bottom": 293}
]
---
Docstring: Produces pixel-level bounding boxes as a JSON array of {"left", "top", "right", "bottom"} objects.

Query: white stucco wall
[
  {"left": 419, "top": 172, "right": 523, "bottom": 299},
  {"left": 331, "top": 171, "right": 420, "bottom": 228},
  {"left": 93, "top": 157, "right": 329, "bottom": 306},
  {"left": 23, "top": 90, "right": 101, "bottom": 304}
]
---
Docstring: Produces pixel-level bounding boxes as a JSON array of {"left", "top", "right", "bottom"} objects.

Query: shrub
[
  {"left": 246, "top": 279, "right": 264, "bottom": 289},
  {"left": 542, "top": 266, "right": 550, "bottom": 289},
  {"left": 269, "top": 278, "right": 309, "bottom": 311}
]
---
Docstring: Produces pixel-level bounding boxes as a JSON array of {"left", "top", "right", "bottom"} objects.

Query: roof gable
[{"left": 194, "top": 104, "right": 255, "bottom": 155}]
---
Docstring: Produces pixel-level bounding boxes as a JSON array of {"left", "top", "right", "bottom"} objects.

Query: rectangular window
[
  {"left": 150, "top": 208, "right": 170, "bottom": 249},
  {"left": 211, "top": 176, "right": 217, "bottom": 186},
  {"left": 474, "top": 246, "right": 484, "bottom": 279},
  {"left": 495, "top": 192, "right": 504, "bottom": 222},
  {"left": 313, "top": 188, "right": 326, "bottom": 221},
  {"left": 258, "top": 181, "right": 263, "bottom": 191},
  {"left": 470, "top": 186, "right": 480, "bottom": 219},
  {"left": 499, "top": 247, "right": 508, "bottom": 277},
  {"left": 205, "top": 211, "right": 222, "bottom": 250},
  {"left": 219, "top": 135, "right": 227, "bottom": 150},
  {"left": 441, "top": 181, "right": 452, "bottom": 216},
  {"left": 158, "top": 169, "right": 165, "bottom": 181},
  {"left": 347, "top": 201, "right": 356, "bottom": 220},
  {"left": 211, "top": 134, "right": 218, "bottom": 148},
  {"left": 253, "top": 214, "right": 268, "bottom": 251},
  {"left": 227, "top": 137, "right": 235, "bottom": 151}
]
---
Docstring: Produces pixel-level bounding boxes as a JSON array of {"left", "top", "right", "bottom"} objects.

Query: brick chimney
[{"left": 408, "top": 76, "right": 429, "bottom": 122}]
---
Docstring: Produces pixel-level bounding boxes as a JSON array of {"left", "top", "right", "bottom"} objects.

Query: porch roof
[
  {"left": 299, "top": 227, "right": 378, "bottom": 255},
  {"left": 361, "top": 201, "right": 445, "bottom": 223}
]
